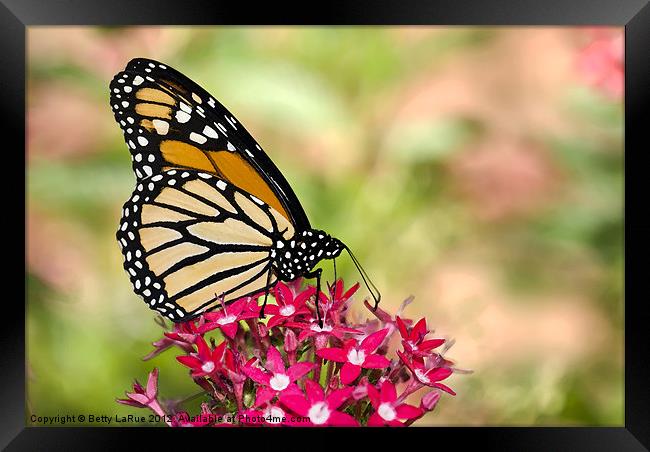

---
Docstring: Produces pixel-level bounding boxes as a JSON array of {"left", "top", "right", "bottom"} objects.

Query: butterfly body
[{"left": 111, "top": 58, "right": 377, "bottom": 323}]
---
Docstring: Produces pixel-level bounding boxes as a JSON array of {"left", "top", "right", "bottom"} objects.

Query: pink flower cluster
[
  {"left": 577, "top": 28, "right": 623, "bottom": 100},
  {"left": 118, "top": 279, "right": 459, "bottom": 427}
]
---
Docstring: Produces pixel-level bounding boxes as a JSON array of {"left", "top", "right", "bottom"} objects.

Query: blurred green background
[{"left": 26, "top": 26, "right": 623, "bottom": 426}]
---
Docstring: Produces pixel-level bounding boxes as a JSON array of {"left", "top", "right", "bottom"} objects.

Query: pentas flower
[
  {"left": 320, "top": 279, "right": 360, "bottom": 324},
  {"left": 396, "top": 316, "right": 445, "bottom": 358},
  {"left": 176, "top": 336, "right": 228, "bottom": 378},
  {"left": 199, "top": 298, "right": 259, "bottom": 338},
  {"left": 317, "top": 328, "right": 391, "bottom": 384},
  {"left": 242, "top": 346, "right": 313, "bottom": 406},
  {"left": 263, "top": 283, "right": 315, "bottom": 328},
  {"left": 398, "top": 351, "right": 456, "bottom": 395},
  {"left": 367, "top": 381, "right": 423, "bottom": 426},
  {"left": 117, "top": 368, "right": 168, "bottom": 421},
  {"left": 280, "top": 379, "right": 358, "bottom": 426},
  {"left": 287, "top": 318, "right": 362, "bottom": 344},
  {"left": 119, "top": 279, "right": 464, "bottom": 427}
]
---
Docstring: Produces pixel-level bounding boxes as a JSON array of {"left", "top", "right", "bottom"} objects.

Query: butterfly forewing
[
  {"left": 109, "top": 58, "right": 310, "bottom": 230},
  {"left": 116, "top": 169, "right": 294, "bottom": 321}
]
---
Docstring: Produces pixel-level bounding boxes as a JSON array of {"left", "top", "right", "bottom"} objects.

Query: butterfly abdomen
[{"left": 271, "top": 230, "right": 343, "bottom": 281}]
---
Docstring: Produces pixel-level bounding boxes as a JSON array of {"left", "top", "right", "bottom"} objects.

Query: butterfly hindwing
[
  {"left": 116, "top": 168, "right": 295, "bottom": 321},
  {"left": 109, "top": 58, "right": 310, "bottom": 230}
]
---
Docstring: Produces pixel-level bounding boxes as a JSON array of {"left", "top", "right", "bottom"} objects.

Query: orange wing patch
[
  {"left": 207, "top": 150, "right": 289, "bottom": 221},
  {"left": 160, "top": 140, "right": 214, "bottom": 173},
  {"left": 135, "top": 87, "right": 176, "bottom": 105},
  {"left": 135, "top": 103, "right": 172, "bottom": 120},
  {"left": 158, "top": 140, "right": 291, "bottom": 221}
]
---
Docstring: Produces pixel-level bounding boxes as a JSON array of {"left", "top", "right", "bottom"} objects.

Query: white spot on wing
[
  {"left": 152, "top": 119, "right": 169, "bottom": 135},
  {"left": 203, "top": 125, "right": 218, "bottom": 138},
  {"left": 190, "top": 132, "right": 207, "bottom": 144},
  {"left": 176, "top": 110, "right": 191, "bottom": 123}
]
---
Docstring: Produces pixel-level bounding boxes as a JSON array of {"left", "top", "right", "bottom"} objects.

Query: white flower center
[
  {"left": 217, "top": 314, "right": 237, "bottom": 325},
  {"left": 308, "top": 402, "right": 331, "bottom": 425},
  {"left": 378, "top": 402, "right": 397, "bottom": 421},
  {"left": 347, "top": 348, "right": 366, "bottom": 366},
  {"left": 414, "top": 369, "right": 430, "bottom": 384},
  {"left": 269, "top": 373, "right": 290, "bottom": 391},
  {"left": 265, "top": 406, "right": 285, "bottom": 424},
  {"left": 407, "top": 341, "right": 418, "bottom": 351},
  {"left": 201, "top": 361, "right": 215, "bottom": 373},
  {"left": 310, "top": 323, "right": 332, "bottom": 332},
  {"left": 279, "top": 305, "right": 296, "bottom": 316}
]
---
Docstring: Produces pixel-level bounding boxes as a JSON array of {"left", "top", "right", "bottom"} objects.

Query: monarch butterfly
[{"left": 111, "top": 58, "right": 379, "bottom": 325}]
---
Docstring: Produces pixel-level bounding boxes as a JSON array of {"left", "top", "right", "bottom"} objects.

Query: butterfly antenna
[{"left": 344, "top": 245, "right": 381, "bottom": 310}]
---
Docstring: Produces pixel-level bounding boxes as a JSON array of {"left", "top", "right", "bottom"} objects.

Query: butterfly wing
[
  {"left": 116, "top": 169, "right": 295, "bottom": 321},
  {"left": 109, "top": 58, "right": 310, "bottom": 230}
]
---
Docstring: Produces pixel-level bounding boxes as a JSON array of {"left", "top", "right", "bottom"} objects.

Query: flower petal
[
  {"left": 254, "top": 386, "right": 277, "bottom": 408},
  {"left": 125, "top": 392, "right": 150, "bottom": 405},
  {"left": 341, "top": 282, "right": 360, "bottom": 301},
  {"left": 426, "top": 367, "right": 453, "bottom": 382},
  {"left": 274, "top": 281, "right": 293, "bottom": 307},
  {"left": 366, "top": 383, "right": 380, "bottom": 408},
  {"left": 395, "top": 404, "right": 423, "bottom": 419},
  {"left": 340, "top": 362, "right": 361, "bottom": 385},
  {"left": 195, "top": 336, "right": 211, "bottom": 360},
  {"left": 395, "top": 316, "right": 409, "bottom": 340},
  {"left": 293, "top": 285, "right": 316, "bottom": 307},
  {"left": 316, "top": 347, "right": 347, "bottom": 362},
  {"left": 327, "top": 411, "right": 359, "bottom": 427},
  {"left": 265, "top": 346, "right": 286, "bottom": 374},
  {"left": 367, "top": 412, "right": 385, "bottom": 427},
  {"left": 419, "top": 338, "right": 445, "bottom": 351},
  {"left": 380, "top": 380, "right": 397, "bottom": 403},
  {"left": 304, "top": 379, "right": 325, "bottom": 403},
  {"left": 360, "top": 328, "right": 389, "bottom": 353},
  {"left": 326, "top": 386, "right": 353, "bottom": 410},
  {"left": 287, "top": 362, "right": 314, "bottom": 382},
  {"left": 145, "top": 368, "right": 159, "bottom": 399},
  {"left": 220, "top": 322, "right": 239, "bottom": 339},
  {"left": 279, "top": 394, "right": 310, "bottom": 417},
  {"left": 176, "top": 355, "right": 202, "bottom": 369},
  {"left": 433, "top": 383, "right": 457, "bottom": 395},
  {"left": 228, "top": 298, "right": 248, "bottom": 316},
  {"left": 362, "top": 354, "right": 391, "bottom": 369},
  {"left": 411, "top": 318, "right": 428, "bottom": 340},
  {"left": 242, "top": 365, "right": 271, "bottom": 386}
]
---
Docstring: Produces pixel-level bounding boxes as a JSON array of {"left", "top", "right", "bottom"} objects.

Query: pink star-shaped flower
[
  {"left": 116, "top": 368, "right": 168, "bottom": 421},
  {"left": 398, "top": 351, "right": 455, "bottom": 395},
  {"left": 396, "top": 316, "right": 445, "bottom": 358},
  {"left": 176, "top": 336, "right": 228, "bottom": 378},
  {"left": 320, "top": 279, "right": 360, "bottom": 324},
  {"left": 316, "top": 328, "right": 391, "bottom": 384},
  {"left": 280, "top": 379, "right": 358, "bottom": 426},
  {"left": 286, "top": 318, "right": 362, "bottom": 345},
  {"left": 242, "top": 346, "right": 313, "bottom": 406},
  {"left": 367, "top": 380, "right": 423, "bottom": 426},
  {"left": 263, "top": 282, "right": 315, "bottom": 328},
  {"left": 199, "top": 298, "right": 259, "bottom": 338}
]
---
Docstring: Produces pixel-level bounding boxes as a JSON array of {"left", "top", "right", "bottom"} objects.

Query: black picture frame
[{"left": 7, "top": 0, "right": 648, "bottom": 449}]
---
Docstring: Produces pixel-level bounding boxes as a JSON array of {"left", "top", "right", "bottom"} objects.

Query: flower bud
[
  {"left": 420, "top": 390, "right": 441, "bottom": 411},
  {"left": 284, "top": 329, "right": 298, "bottom": 353}
]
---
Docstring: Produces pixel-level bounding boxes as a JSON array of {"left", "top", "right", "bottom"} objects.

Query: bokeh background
[{"left": 26, "top": 27, "right": 623, "bottom": 426}]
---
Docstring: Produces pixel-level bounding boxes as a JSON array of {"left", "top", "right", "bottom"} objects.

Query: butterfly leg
[
  {"left": 303, "top": 268, "right": 323, "bottom": 327},
  {"left": 259, "top": 267, "right": 273, "bottom": 319}
]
